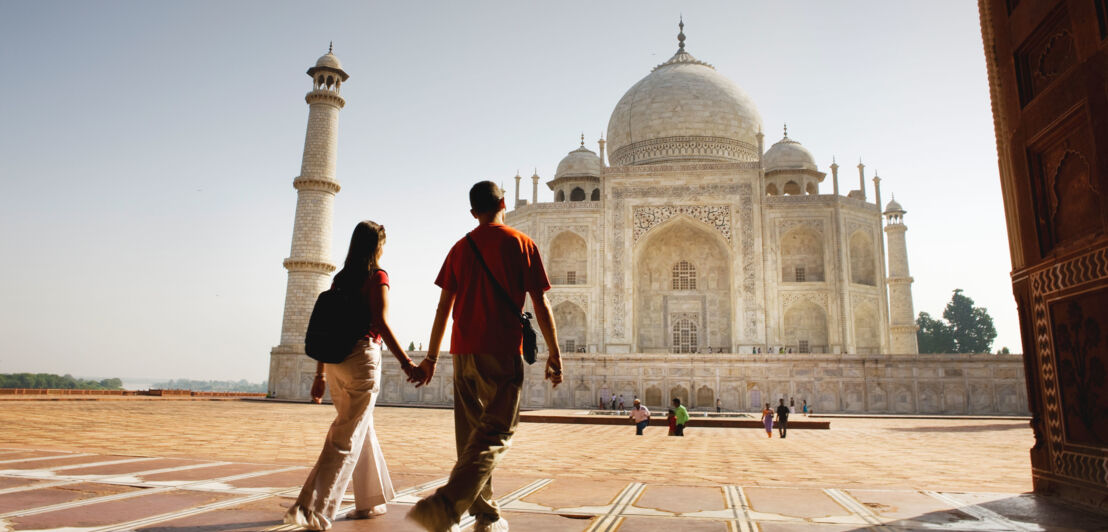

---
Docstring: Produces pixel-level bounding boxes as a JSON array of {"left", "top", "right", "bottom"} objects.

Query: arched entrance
[{"left": 633, "top": 218, "right": 732, "bottom": 353}]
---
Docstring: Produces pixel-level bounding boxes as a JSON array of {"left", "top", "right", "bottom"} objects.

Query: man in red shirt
[{"left": 407, "top": 181, "right": 563, "bottom": 532}]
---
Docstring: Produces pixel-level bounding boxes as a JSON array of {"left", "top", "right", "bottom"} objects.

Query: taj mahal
[{"left": 268, "top": 26, "right": 1028, "bottom": 415}]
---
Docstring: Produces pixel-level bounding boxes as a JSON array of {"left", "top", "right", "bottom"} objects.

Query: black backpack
[{"left": 304, "top": 273, "right": 373, "bottom": 364}]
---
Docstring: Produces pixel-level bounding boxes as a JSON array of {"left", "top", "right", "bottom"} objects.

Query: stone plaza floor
[{"left": 0, "top": 398, "right": 1105, "bottom": 531}]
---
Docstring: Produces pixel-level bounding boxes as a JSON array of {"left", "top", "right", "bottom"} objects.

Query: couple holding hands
[{"left": 284, "top": 181, "right": 563, "bottom": 532}]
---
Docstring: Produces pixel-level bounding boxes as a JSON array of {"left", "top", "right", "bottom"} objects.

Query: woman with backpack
[{"left": 285, "top": 221, "right": 420, "bottom": 531}]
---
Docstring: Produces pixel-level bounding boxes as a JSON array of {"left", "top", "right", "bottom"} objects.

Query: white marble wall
[{"left": 362, "top": 352, "right": 1029, "bottom": 415}]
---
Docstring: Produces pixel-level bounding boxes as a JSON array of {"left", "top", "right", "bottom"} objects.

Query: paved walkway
[{"left": 0, "top": 399, "right": 1104, "bottom": 531}]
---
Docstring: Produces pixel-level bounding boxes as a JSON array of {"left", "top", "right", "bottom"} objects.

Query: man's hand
[
  {"left": 414, "top": 357, "right": 437, "bottom": 387},
  {"left": 544, "top": 354, "right": 563, "bottom": 388}
]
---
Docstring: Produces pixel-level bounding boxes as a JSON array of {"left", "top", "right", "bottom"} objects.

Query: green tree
[
  {"left": 408, "top": 341, "right": 416, "bottom": 352},
  {"left": 917, "top": 312, "right": 956, "bottom": 353},
  {"left": 917, "top": 289, "right": 997, "bottom": 353},
  {"left": 944, "top": 289, "right": 997, "bottom": 353}
]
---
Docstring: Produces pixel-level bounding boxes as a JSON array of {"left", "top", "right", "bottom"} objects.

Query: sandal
[{"left": 346, "top": 505, "right": 387, "bottom": 520}]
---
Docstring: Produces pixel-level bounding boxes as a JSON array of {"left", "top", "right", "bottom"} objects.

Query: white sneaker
[{"left": 474, "top": 517, "right": 509, "bottom": 532}]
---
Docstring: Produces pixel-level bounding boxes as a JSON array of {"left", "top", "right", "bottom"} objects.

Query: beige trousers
[
  {"left": 423, "top": 353, "right": 523, "bottom": 525},
  {"left": 285, "top": 340, "right": 395, "bottom": 530}
]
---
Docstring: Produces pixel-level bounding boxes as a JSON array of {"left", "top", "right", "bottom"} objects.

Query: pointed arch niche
[
  {"left": 783, "top": 300, "right": 828, "bottom": 353},
  {"left": 549, "top": 231, "right": 587, "bottom": 285},
  {"left": 780, "top": 227, "right": 824, "bottom": 282},
  {"left": 633, "top": 217, "right": 732, "bottom": 353},
  {"left": 849, "top": 231, "right": 876, "bottom": 286},
  {"left": 853, "top": 303, "right": 880, "bottom": 354},
  {"left": 553, "top": 301, "right": 586, "bottom": 353}
]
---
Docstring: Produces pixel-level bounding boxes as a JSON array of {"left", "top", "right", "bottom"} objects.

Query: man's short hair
[
  {"left": 672, "top": 397, "right": 681, "bottom": 405},
  {"left": 469, "top": 181, "right": 504, "bottom": 214}
]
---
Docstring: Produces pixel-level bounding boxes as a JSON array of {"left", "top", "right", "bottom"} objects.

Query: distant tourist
[
  {"left": 285, "top": 221, "right": 420, "bottom": 530},
  {"left": 406, "top": 181, "right": 563, "bottom": 532},
  {"left": 789, "top": 397, "right": 796, "bottom": 414},
  {"left": 611, "top": 395, "right": 618, "bottom": 410},
  {"left": 666, "top": 409, "right": 677, "bottom": 436},
  {"left": 672, "top": 397, "right": 689, "bottom": 436},
  {"left": 618, "top": 394, "right": 625, "bottom": 410},
  {"left": 761, "top": 403, "right": 774, "bottom": 438},
  {"left": 776, "top": 398, "right": 790, "bottom": 438},
  {"left": 802, "top": 399, "right": 808, "bottom": 416},
  {"left": 629, "top": 399, "right": 651, "bottom": 435},
  {"left": 715, "top": 398, "right": 722, "bottom": 413}
]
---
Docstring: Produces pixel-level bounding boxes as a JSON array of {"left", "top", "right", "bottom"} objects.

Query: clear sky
[{"left": 0, "top": 1, "right": 1017, "bottom": 383}]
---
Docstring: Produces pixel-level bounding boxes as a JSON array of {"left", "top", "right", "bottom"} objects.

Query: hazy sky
[{"left": 0, "top": 1, "right": 1016, "bottom": 383}]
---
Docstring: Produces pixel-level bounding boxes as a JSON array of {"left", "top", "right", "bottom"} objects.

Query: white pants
[{"left": 285, "top": 340, "right": 395, "bottom": 530}]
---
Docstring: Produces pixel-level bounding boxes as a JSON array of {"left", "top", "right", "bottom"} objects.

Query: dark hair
[
  {"left": 672, "top": 397, "right": 681, "bottom": 405},
  {"left": 469, "top": 181, "right": 504, "bottom": 214},
  {"left": 334, "top": 220, "right": 386, "bottom": 290}
]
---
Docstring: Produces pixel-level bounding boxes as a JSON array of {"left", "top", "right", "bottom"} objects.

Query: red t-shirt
[
  {"left": 361, "top": 269, "right": 388, "bottom": 342},
  {"left": 435, "top": 223, "right": 550, "bottom": 355}
]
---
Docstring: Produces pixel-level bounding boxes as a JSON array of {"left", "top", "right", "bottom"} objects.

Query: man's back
[
  {"left": 435, "top": 223, "right": 548, "bottom": 355},
  {"left": 776, "top": 404, "right": 790, "bottom": 420}
]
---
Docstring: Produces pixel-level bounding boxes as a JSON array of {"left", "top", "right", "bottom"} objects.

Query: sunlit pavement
[{"left": 0, "top": 398, "right": 1104, "bottom": 531}]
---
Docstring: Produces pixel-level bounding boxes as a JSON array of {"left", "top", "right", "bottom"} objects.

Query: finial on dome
[
  {"left": 832, "top": 155, "right": 837, "bottom": 165},
  {"left": 580, "top": 133, "right": 585, "bottom": 147},
  {"left": 783, "top": 123, "right": 788, "bottom": 138},
  {"left": 677, "top": 16, "right": 686, "bottom": 51},
  {"left": 328, "top": 41, "right": 333, "bottom": 54}
]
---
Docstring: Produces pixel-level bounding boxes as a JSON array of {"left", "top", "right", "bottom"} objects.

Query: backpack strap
[{"left": 466, "top": 234, "right": 520, "bottom": 313}]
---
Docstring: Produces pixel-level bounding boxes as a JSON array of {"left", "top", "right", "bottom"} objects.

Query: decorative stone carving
[
  {"left": 781, "top": 291, "right": 829, "bottom": 312},
  {"left": 545, "top": 225, "right": 592, "bottom": 242},
  {"left": 609, "top": 136, "right": 759, "bottom": 166},
  {"left": 778, "top": 219, "right": 824, "bottom": 237},
  {"left": 633, "top": 205, "right": 732, "bottom": 244},
  {"left": 549, "top": 293, "right": 589, "bottom": 313},
  {"left": 1029, "top": 245, "right": 1108, "bottom": 486}
]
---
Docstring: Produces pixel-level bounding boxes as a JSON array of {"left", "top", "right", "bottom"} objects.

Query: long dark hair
[{"left": 334, "top": 220, "right": 386, "bottom": 290}]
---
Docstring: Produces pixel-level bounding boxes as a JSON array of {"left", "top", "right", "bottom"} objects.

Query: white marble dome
[
  {"left": 764, "top": 135, "right": 817, "bottom": 172},
  {"left": 606, "top": 46, "right": 763, "bottom": 166},
  {"left": 556, "top": 144, "right": 602, "bottom": 178},
  {"left": 315, "top": 52, "right": 343, "bottom": 70},
  {"left": 307, "top": 49, "right": 349, "bottom": 81},
  {"left": 885, "top": 198, "right": 905, "bottom": 212}
]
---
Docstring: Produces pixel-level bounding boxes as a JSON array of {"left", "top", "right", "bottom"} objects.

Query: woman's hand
[
  {"left": 401, "top": 360, "right": 423, "bottom": 383},
  {"left": 414, "top": 357, "right": 437, "bottom": 387}
]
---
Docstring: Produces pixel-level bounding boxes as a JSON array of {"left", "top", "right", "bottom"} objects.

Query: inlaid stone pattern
[{"left": 633, "top": 204, "right": 732, "bottom": 244}]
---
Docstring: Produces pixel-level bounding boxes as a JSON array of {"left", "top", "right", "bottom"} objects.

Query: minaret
[
  {"left": 269, "top": 45, "right": 349, "bottom": 400},
  {"left": 513, "top": 171, "right": 522, "bottom": 208},
  {"left": 531, "top": 169, "right": 540, "bottom": 204},
  {"left": 857, "top": 159, "right": 866, "bottom": 200},
  {"left": 598, "top": 134, "right": 607, "bottom": 167},
  {"left": 884, "top": 197, "right": 919, "bottom": 354},
  {"left": 830, "top": 157, "right": 839, "bottom": 196}
]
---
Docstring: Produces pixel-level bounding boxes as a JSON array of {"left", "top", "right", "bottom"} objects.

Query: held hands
[
  {"left": 401, "top": 360, "right": 423, "bottom": 384},
  {"left": 413, "top": 356, "right": 437, "bottom": 388}
]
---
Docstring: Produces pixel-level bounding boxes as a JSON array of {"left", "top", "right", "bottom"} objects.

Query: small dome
[
  {"left": 555, "top": 144, "right": 602, "bottom": 179},
  {"left": 307, "top": 46, "right": 349, "bottom": 81},
  {"left": 764, "top": 135, "right": 817, "bottom": 172},
  {"left": 315, "top": 52, "right": 343, "bottom": 70},
  {"left": 885, "top": 198, "right": 904, "bottom": 212}
]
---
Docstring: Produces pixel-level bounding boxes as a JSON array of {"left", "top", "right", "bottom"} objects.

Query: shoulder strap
[{"left": 466, "top": 234, "right": 519, "bottom": 312}]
